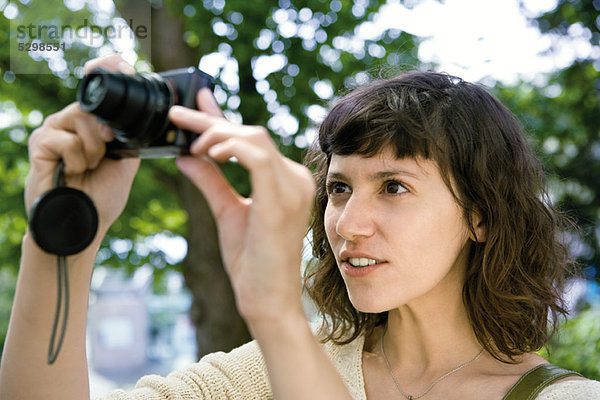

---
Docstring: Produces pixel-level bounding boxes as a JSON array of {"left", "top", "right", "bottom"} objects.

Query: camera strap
[
  {"left": 28, "top": 161, "right": 99, "bottom": 364},
  {"left": 48, "top": 248, "right": 69, "bottom": 364}
]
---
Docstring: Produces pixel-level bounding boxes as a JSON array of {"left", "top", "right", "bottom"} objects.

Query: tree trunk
[
  {"left": 177, "top": 177, "right": 250, "bottom": 355},
  {"left": 120, "top": 0, "right": 251, "bottom": 358}
]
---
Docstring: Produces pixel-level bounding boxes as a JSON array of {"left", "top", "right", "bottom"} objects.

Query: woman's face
[{"left": 324, "top": 148, "right": 473, "bottom": 313}]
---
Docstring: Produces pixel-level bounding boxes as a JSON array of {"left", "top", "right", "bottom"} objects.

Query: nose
[{"left": 335, "top": 194, "right": 375, "bottom": 242}]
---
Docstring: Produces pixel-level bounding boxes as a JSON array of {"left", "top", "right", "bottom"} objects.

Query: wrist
[
  {"left": 22, "top": 229, "right": 101, "bottom": 267},
  {"left": 246, "top": 303, "right": 307, "bottom": 338}
]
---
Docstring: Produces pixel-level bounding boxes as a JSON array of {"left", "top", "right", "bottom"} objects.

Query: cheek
[
  {"left": 416, "top": 206, "right": 470, "bottom": 269},
  {"left": 324, "top": 204, "right": 339, "bottom": 245}
]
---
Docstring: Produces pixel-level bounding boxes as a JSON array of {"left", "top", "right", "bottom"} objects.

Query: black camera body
[{"left": 77, "top": 67, "right": 215, "bottom": 159}]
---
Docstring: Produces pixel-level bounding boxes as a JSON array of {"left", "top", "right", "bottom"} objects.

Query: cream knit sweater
[{"left": 97, "top": 335, "right": 600, "bottom": 400}]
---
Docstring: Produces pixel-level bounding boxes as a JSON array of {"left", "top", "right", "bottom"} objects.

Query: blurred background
[{"left": 0, "top": 0, "right": 599, "bottom": 396}]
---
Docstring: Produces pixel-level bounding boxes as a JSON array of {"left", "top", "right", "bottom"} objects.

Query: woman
[{"left": 1, "top": 54, "right": 599, "bottom": 400}]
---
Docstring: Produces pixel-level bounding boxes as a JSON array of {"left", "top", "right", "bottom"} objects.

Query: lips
[
  {"left": 347, "top": 257, "right": 383, "bottom": 267},
  {"left": 340, "top": 251, "right": 386, "bottom": 269},
  {"left": 340, "top": 259, "right": 387, "bottom": 278}
]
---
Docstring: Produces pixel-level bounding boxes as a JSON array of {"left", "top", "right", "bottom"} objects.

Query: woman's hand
[
  {"left": 170, "top": 105, "right": 353, "bottom": 400},
  {"left": 25, "top": 54, "right": 140, "bottom": 239},
  {"left": 170, "top": 106, "right": 316, "bottom": 324},
  {"left": 3, "top": 54, "right": 143, "bottom": 400}
]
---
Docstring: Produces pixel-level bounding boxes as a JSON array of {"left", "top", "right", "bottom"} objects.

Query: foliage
[
  {"left": 495, "top": 60, "right": 600, "bottom": 279},
  {"left": 507, "top": 0, "right": 600, "bottom": 378},
  {"left": 499, "top": 1, "right": 600, "bottom": 281},
  {"left": 539, "top": 307, "right": 600, "bottom": 381},
  {"left": 152, "top": 0, "right": 422, "bottom": 354},
  {"left": 0, "top": 269, "right": 16, "bottom": 348},
  {"left": 0, "top": 0, "right": 421, "bottom": 355}
]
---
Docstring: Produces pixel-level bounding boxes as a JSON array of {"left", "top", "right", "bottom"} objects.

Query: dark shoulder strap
[{"left": 503, "top": 364, "right": 582, "bottom": 400}]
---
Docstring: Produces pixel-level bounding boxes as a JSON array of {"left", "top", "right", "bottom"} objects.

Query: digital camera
[{"left": 77, "top": 67, "right": 215, "bottom": 158}]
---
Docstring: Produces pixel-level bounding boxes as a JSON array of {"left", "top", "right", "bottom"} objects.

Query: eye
[
  {"left": 384, "top": 180, "right": 408, "bottom": 195},
  {"left": 326, "top": 181, "right": 351, "bottom": 195}
]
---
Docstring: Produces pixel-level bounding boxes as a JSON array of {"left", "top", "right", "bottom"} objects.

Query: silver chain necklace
[{"left": 380, "top": 332, "right": 484, "bottom": 400}]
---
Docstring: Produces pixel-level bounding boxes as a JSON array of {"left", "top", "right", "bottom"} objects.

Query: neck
[
  {"left": 383, "top": 296, "right": 481, "bottom": 374},
  {"left": 379, "top": 317, "right": 484, "bottom": 400},
  {"left": 379, "top": 241, "right": 482, "bottom": 375}
]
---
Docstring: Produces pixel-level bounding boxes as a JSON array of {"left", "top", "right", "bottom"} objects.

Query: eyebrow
[{"left": 326, "top": 170, "right": 422, "bottom": 181}]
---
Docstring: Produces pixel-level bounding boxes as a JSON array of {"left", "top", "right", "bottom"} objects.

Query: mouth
[{"left": 344, "top": 257, "right": 386, "bottom": 268}]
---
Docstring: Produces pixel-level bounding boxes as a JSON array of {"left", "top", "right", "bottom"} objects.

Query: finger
[
  {"left": 49, "top": 103, "right": 114, "bottom": 143},
  {"left": 168, "top": 105, "right": 225, "bottom": 133},
  {"left": 45, "top": 104, "right": 111, "bottom": 169},
  {"left": 176, "top": 155, "right": 244, "bottom": 219},
  {"left": 196, "top": 87, "right": 224, "bottom": 117},
  {"left": 191, "top": 124, "right": 277, "bottom": 157},
  {"left": 45, "top": 103, "right": 110, "bottom": 140},
  {"left": 72, "top": 115, "right": 108, "bottom": 170},
  {"left": 30, "top": 128, "right": 89, "bottom": 175},
  {"left": 204, "top": 138, "right": 281, "bottom": 200},
  {"left": 84, "top": 53, "right": 135, "bottom": 74}
]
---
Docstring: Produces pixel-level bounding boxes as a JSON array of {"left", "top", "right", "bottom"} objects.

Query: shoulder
[
  {"left": 128, "top": 341, "right": 271, "bottom": 400},
  {"left": 318, "top": 329, "right": 367, "bottom": 400},
  {"left": 183, "top": 340, "right": 269, "bottom": 390},
  {"left": 199, "top": 339, "right": 265, "bottom": 369},
  {"left": 536, "top": 379, "right": 600, "bottom": 399},
  {"left": 311, "top": 321, "right": 364, "bottom": 370},
  {"left": 197, "top": 326, "right": 366, "bottom": 399}
]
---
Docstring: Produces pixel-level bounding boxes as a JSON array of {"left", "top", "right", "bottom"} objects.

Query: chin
[{"left": 347, "top": 292, "right": 392, "bottom": 314}]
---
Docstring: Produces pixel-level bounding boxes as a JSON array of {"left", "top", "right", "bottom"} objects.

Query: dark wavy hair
[{"left": 303, "top": 71, "right": 577, "bottom": 362}]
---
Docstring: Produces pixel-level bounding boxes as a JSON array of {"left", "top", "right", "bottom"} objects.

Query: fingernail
[
  {"left": 101, "top": 125, "right": 114, "bottom": 141},
  {"left": 208, "top": 142, "right": 226, "bottom": 158},
  {"left": 176, "top": 156, "right": 193, "bottom": 173},
  {"left": 169, "top": 106, "right": 188, "bottom": 120},
  {"left": 189, "top": 136, "right": 204, "bottom": 154},
  {"left": 118, "top": 61, "right": 133, "bottom": 73},
  {"left": 169, "top": 105, "right": 185, "bottom": 115}
]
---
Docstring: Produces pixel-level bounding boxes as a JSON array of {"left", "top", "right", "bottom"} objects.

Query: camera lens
[
  {"left": 83, "top": 76, "right": 106, "bottom": 105},
  {"left": 77, "top": 68, "right": 174, "bottom": 145}
]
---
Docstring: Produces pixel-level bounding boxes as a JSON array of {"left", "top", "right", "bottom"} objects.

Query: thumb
[{"left": 176, "top": 155, "right": 243, "bottom": 219}]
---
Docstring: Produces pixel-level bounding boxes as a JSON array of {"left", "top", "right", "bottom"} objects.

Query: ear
[{"left": 469, "top": 213, "right": 486, "bottom": 243}]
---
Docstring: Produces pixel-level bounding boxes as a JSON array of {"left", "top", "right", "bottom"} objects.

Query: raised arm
[
  {"left": 171, "top": 107, "right": 353, "bottom": 400},
  {"left": 0, "top": 54, "right": 140, "bottom": 400}
]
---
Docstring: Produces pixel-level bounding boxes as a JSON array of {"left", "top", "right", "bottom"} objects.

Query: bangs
[{"left": 317, "top": 78, "right": 447, "bottom": 163}]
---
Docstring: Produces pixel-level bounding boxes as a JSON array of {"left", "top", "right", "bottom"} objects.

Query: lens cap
[{"left": 29, "top": 187, "right": 99, "bottom": 256}]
